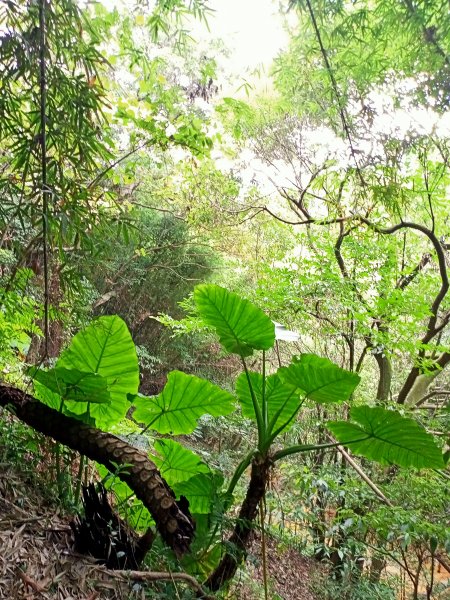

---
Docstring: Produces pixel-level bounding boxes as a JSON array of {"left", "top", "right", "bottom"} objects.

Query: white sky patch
[{"left": 205, "top": 0, "right": 288, "bottom": 73}]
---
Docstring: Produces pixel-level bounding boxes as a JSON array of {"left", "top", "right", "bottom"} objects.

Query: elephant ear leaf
[
  {"left": 151, "top": 440, "right": 218, "bottom": 514},
  {"left": 57, "top": 316, "right": 139, "bottom": 427},
  {"left": 151, "top": 439, "right": 211, "bottom": 484},
  {"left": 132, "top": 370, "right": 235, "bottom": 435},
  {"left": 278, "top": 354, "right": 360, "bottom": 403},
  {"left": 327, "top": 406, "right": 444, "bottom": 469},
  {"left": 28, "top": 367, "right": 111, "bottom": 404},
  {"left": 194, "top": 284, "right": 275, "bottom": 357}
]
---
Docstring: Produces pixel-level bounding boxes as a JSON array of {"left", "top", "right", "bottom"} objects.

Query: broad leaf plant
[{"left": 29, "top": 284, "right": 445, "bottom": 588}]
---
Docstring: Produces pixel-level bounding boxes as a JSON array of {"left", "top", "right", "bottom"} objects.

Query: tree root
[{"left": 93, "top": 566, "right": 215, "bottom": 599}]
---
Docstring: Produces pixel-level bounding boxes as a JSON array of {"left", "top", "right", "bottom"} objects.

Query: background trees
[{"left": 0, "top": 1, "right": 449, "bottom": 599}]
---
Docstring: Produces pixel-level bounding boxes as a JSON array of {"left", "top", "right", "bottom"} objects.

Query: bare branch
[{"left": 93, "top": 567, "right": 213, "bottom": 599}]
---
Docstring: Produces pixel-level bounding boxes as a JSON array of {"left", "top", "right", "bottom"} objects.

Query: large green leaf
[
  {"left": 236, "top": 371, "right": 302, "bottom": 435},
  {"left": 57, "top": 316, "right": 139, "bottom": 426},
  {"left": 328, "top": 406, "right": 445, "bottom": 469},
  {"left": 278, "top": 354, "right": 360, "bottom": 403},
  {"left": 29, "top": 367, "right": 111, "bottom": 404},
  {"left": 33, "top": 381, "right": 63, "bottom": 412},
  {"left": 151, "top": 439, "right": 210, "bottom": 484},
  {"left": 151, "top": 440, "right": 221, "bottom": 516},
  {"left": 194, "top": 284, "right": 275, "bottom": 357},
  {"left": 173, "top": 473, "right": 221, "bottom": 514},
  {"left": 132, "top": 370, "right": 235, "bottom": 435}
]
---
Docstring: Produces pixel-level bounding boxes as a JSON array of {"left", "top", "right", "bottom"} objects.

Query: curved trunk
[
  {"left": 206, "top": 454, "right": 271, "bottom": 592},
  {"left": 0, "top": 385, "right": 194, "bottom": 557},
  {"left": 374, "top": 352, "right": 392, "bottom": 402},
  {"left": 398, "top": 352, "right": 450, "bottom": 405}
]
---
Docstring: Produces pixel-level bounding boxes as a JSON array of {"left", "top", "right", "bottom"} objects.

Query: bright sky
[{"left": 204, "top": 0, "right": 288, "bottom": 73}]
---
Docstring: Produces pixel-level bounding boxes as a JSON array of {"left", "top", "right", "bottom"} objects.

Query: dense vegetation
[{"left": 0, "top": 0, "right": 449, "bottom": 598}]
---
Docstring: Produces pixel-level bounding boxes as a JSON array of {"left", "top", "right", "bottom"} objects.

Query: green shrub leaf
[
  {"left": 327, "top": 406, "right": 445, "bottom": 469},
  {"left": 279, "top": 354, "right": 360, "bottom": 403},
  {"left": 132, "top": 370, "right": 235, "bottom": 434},
  {"left": 151, "top": 438, "right": 210, "bottom": 484},
  {"left": 57, "top": 316, "right": 139, "bottom": 427},
  {"left": 194, "top": 284, "right": 275, "bottom": 357}
]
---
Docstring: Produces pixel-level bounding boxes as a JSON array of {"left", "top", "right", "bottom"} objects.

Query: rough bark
[
  {"left": 206, "top": 454, "right": 271, "bottom": 592},
  {"left": 0, "top": 384, "right": 194, "bottom": 557},
  {"left": 374, "top": 352, "right": 392, "bottom": 402}
]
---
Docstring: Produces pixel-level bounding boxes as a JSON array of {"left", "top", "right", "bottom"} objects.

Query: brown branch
[
  {"left": 327, "top": 436, "right": 393, "bottom": 506},
  {"left": 0, "top": 385, "right": 195, "bottom": 557},
  {"left": 360, "top": 219, "right": 449, "bottom": 341},
  {"left": 359, "top": 218, "right": 450, "bottom": 403},
  {"left": 396, "top": 253, "right": 432, "bottom": 290},
  {"left": 94, "top": 567, "right": 213, "bottom": 599},
  {"left": 414, "top": 388, "right": 450, "bottom": 407},
  {"left": 262, "top": 205, "right": 350, "bottom": 226}
]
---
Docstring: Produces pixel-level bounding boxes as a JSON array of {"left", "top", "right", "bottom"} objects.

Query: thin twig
[
  {"left": 39, "top": 0, "right": 49, "bottom": 359},
  {"left": 304, "top": 0, "right": 365, "bottom": 187},
  {"left": 327, "top": 435, "right": 393, "bottom": 506},
  {"left": 93, "top": 567, "right": 214, "bottom": 599}
]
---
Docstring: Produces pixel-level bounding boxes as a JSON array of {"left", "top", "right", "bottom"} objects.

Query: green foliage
[
  {"left": 151, "top": 438, "right": 211, "bottom": 483},
  {"left": 0, "top": 270, "right": 39, "bottom": 373},
  {"left": 2, "top": 0, "right": 450, "bottom": 591},
  {"left": 279, "top": 354, "right": 361, "bottom": 404},
  {"left": 132, "top": 370, "right": 235, "bottom": 435},
  {"left": 29, "top": 367, "right": 111, "bottom": 404},
  {"left": 328, "top": 406, "right": 445, "bottom": 469},
  {"left": 31, "top": 315, "right": 139, "bottom": 427},
  {"left": 194, "top": 284, "right": 275, "bottom": 357}
]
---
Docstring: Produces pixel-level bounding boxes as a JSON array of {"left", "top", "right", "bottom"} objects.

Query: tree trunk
[
  {"left": 398, "top": 352, "right": 450, "bottom": 405},
  {"left": 374, "top": 352, "right": 392, "bottom": 402},
  {"left": 0, "top": 385, "right": 195, "bottom": 557},
  {"left": 206, "top": 454, "right": 271, "bottom": 591}
]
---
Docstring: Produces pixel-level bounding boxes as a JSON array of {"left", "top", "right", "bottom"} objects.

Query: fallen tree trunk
[{"left": 0, "top": 384, "right": 195, "bottom": 557}]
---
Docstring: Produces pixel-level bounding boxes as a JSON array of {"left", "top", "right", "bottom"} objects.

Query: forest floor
[
  {"left": 229, "top": 533, "right": 320, "bottom": 600},
  {"left": 0, "top": 444, "right": 320, "bottom": 600}
]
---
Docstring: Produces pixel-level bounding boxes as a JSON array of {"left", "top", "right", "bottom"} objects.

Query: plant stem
[
  {"left": 74, "top": 454, "right": 85, "bottom": 505},
  {"left": 225, "top": 450, "right": 255, "bottom": 503},
  {"left": 259, "top": 498, "right": 269, "bottom": 600},
  {"left": 241, "top": 357, "right": 265, "bottom": 449},
  {"left": 272, "top": 437, "right": 370, "bottom": 461},
  {"left": 262, "top": 350, "right": 267, "bottom": 428}
]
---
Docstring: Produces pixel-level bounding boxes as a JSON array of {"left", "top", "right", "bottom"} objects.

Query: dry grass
[{"left": 0, "top": 461, "right": 144, "bottom": 600}]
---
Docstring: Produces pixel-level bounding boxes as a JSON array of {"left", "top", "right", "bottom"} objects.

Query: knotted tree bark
[{"left": 0, "top": 384, "right": 195, "bottom": 557}]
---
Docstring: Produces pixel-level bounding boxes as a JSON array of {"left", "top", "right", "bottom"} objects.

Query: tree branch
[{"left": 94, "top": 567, "right": 213, "bottom": 599}]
